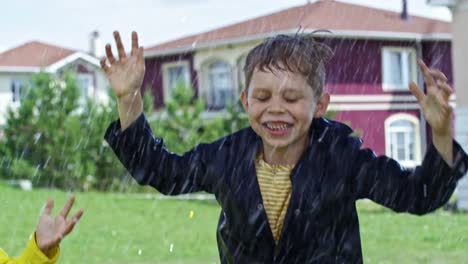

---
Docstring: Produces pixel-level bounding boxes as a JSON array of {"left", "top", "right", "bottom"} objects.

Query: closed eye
[
  {"left": 256, "top": 96, "right": 270, "bottom": 102},
  {"left": 284, "top": 97, "right": 299, "bottom": 103}
]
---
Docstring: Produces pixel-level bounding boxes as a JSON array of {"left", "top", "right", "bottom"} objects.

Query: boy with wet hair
[{"left": 102, "top": 31, "right": 468, "bottom": 263}]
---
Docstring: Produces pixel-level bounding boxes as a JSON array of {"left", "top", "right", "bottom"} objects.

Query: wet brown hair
[{"left": 243, "top": 32, "right": 334, "bottom": 98}]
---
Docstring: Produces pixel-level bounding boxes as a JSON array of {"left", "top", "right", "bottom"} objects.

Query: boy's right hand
[
  {"left": 100, "top": 31, "right": 145, "bottom": 100},
  {"left": 101, "top": 31, "right": 145, "bottom": 129}
]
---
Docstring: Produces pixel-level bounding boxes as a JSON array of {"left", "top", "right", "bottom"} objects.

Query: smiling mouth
[{"left": 262, "top": 122, "right": 293, "bottom": 132}]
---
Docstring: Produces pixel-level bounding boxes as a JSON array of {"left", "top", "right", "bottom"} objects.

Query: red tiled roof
[
  {"left": 146, "top": 0, "right": 450, "bottom": 54},
  {"left": 0, "top": 41, "right": 76, "bottom": 67}
]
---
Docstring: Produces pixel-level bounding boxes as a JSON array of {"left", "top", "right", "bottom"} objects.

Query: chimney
[
  {"left": 401, "top": 0, "right": 409, "bottom": 20},
  {"left": 89, "top": 31, "right": 102, "bottom": 58}
]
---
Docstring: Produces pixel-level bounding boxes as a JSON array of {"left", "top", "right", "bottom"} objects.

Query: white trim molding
[
  {"left": 161, "top": 60, "right": 191, "bottom": 102},
  {"left": 328, "top": 101, "right": 456, "bottom": 111},
  {"left": 46, "top": 52, "right": 101, "bottom": 72},
  {"left": 145, "top": 29, "right": 452, "bottom": 58},
  {"left": 0, "top": 66, "right": 41, "bottom": 73},
  {"left": 331, "top": 94, "right": 415, "bottom": 103},
  {"left": 384, "top": 113, "right": 422, "bottom": 168},
  {"left": 329, "top": 103, "right": 420, "bottom": 111},
  {"left": 427, "top": 0, "right": 458, "bottom": 7},
  {"left": 330, "top": 94, "right": 456, "bottom": 103},
  {"left": 381, "top": 47, "right": 418, "bottom": 92},
  {"left": 198, "top": 58, "right": 236, "bottom": 108},
  {"left": 0, "top": 52, "right": 101, "bottom": 74}
]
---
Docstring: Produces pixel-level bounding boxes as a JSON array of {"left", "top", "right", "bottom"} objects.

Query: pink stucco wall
[{"left": 333, "top": 110, "right": 421, "bottom": 155}]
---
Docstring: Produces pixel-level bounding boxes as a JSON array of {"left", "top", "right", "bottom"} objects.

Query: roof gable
[
  {"left": 146, "top": 0, "right": 451, "bottom": 55},
  {"left": 0, "top": 41, "right": 75, "bottom": 67}
]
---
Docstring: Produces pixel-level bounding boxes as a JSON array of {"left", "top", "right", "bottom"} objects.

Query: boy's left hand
[
  {"left": 409, "top": 59, "right": 453, "bottom": 137},
  {"left": 410, "top": 59, "right": 454, "bottom": 165},
  {"left": 36, "top": 196, "right": 84, "bottom": 257}
]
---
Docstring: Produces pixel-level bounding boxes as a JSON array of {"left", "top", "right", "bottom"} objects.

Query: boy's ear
[
  {"left": 314, "top": 92, "right": 330, "bottom": 118},
  {"left": 240, "top": 89, "right": 249, "bottom": 111}
]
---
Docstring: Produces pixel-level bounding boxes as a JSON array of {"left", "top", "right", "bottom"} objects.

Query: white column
[{"left": 451, "top": 0, "right": 468, "bottom": 210}]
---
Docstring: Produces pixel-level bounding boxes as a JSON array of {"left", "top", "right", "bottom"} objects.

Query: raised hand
[
  {"left": 101, "top": 31, "right": 145, "bottom": 129},
  {"left": 409, "top": 59, "right": 453, "bottom": 165},
  {"left": 100, "top": 31, "right": 145, "bottom": 99},
  {"left": 36, "top": 196, "right": 84, "bottom": 257},
  {"left": 409, "top": 59, "right": 453, "bottom": 137}
]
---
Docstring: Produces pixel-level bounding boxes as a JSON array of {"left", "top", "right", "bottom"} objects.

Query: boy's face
[{"left": 241, "top": 66, "right": 329, "bottom": 151}]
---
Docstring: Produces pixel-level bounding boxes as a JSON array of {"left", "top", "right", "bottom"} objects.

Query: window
[
  {"left": 385, "top": 114, "right": 421, "bottom": 168},
  {"left": 76, "top": 73, "right": 93, "bottom": 99},
  {"left": 207, "top": 60, "right": 234, "bottom": 109},
  {"left": 382, "top": 47, "right": 417, "bottom": 91},
  {"left": 11, "top": 80, "right": 22, "bottom": 103},
  {"left": 237, "top": 55, "right": 247, "bottom": 91},
  {"left": 390, "top": 120, "right": 415, "bottom": 161},
  {"left": 162, "top": 61, "right": 190, "bottom": 101}
]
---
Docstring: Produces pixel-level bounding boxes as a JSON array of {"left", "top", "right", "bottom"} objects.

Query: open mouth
[{"left": 262, "top": 122, "right": 293, "bottom": 135}]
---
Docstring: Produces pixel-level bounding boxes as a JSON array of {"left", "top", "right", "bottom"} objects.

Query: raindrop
[{"left": 33, "top": 132, "right": 42, "bottom": 144}]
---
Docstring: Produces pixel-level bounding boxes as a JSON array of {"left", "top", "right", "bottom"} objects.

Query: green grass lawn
[{"left": 0, "top": 183, "right": 467, "bottom": 264}]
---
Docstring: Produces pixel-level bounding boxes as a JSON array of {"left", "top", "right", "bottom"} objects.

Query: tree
[
  {"left": 0, "top": 72, "right": 155, "bottom": 191},
  {"left": 151, "top": 81, "right": 216, "bottom": 154},
  {"left": 2, "top": 72, "right": 84, "bottom": 188}
]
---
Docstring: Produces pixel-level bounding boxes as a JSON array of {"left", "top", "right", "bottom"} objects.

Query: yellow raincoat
[{"left": 0, "top": 233, "right": 59, "bottom": 264}]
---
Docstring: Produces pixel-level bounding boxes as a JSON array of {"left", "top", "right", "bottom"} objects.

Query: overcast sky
[{"left": 0, "top": 0, "right": 452, "bottom": 53}]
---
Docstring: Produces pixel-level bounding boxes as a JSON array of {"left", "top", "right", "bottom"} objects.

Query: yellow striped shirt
[{"left": 255, "top": 155, "right": 294, "bottom": 242}]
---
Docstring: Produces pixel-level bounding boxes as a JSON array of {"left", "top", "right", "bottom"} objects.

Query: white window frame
[
  {"left": 11, "top": 79, "right": 22, "bottom": 104},
  {"left": 76, "top": 73, "right": 94, "bottom": 99},
  {"left": 381, "top": 47, "right": 417, "bottom": 92},
  {"left": 237, "top": 54, "right": 247, "bottom": 92},
  {"left": 384, "top": 113, "right": 422, "bottom": 168},
  {"left": 205, "top": 60, "right": 234, "bottom": 109},
  {"left": 162, "top": 60, "right": 191, "bottom": 102}
]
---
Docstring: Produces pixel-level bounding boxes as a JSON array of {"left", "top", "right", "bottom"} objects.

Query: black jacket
[{"left": 105, "top": 113, "right": 468, "bottom": 264}]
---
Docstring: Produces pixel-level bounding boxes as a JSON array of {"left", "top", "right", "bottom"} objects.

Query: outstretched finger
[
  {"left": 43, "top": 198, "right": 54, "bottom": 216},
  {"left": 62, "top": 209, "right": 84, "bottom": 236},
  {"left": 105, "top": 44, "right": 116, "bottom": 64},
  {"left": 438, "top": 80, "right": 453, "bottom": 100},
  {"left": 417, "top": 59, "right": 436, "bottom": 89},
  {"left": 137, "top": 47, "right": 144, "bottom": 65},
  {"left": 113, "top": 31, "right": 127, "bottom": 60},
  {"left": 72, "top": 208, "right": 84, "bottom": 222},
  {"left": 430, "top": 69, "right": 448, "bottom": 83},
  {"left": 409, "top": 81, "right": 425, "bottom": 103},
  {"left": 100, "top": 58, "right": 109, "bottom": 73},
  {"left": 131, "top": 31, "right": 139, "bottom": 56},
  {"left": 59, "top": 195, "right": 75, "bottom": 218}
]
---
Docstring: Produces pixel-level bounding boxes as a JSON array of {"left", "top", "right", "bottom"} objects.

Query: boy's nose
[
  {"left": 268, "top": 106, "right": 285, "bottom": 113},
  {"left": 266, "top": 96, "right": 287, "bottom": 113}
]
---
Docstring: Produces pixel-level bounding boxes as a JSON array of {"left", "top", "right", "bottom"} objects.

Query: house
[
  {"left": 141, "top": 0, "right": 457, "bottom": 169},
  {"left": 0, "top": 32, "right": 109, "bottom": 125}
]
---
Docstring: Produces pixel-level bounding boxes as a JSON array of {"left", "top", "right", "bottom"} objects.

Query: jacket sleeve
[
  {"left": 104, "top": 113, "right": 217, "bottom": 195},
  {"left": 0, "top": 233, "right": 59, "bottom": 264},
  {"left": 353, "top": 139, "right": 468, "bottom": 215}
]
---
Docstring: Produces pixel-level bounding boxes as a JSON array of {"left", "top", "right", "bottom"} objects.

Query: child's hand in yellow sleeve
[{"left": 35, "top": 196, "right": 84, "bottom": 258}]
